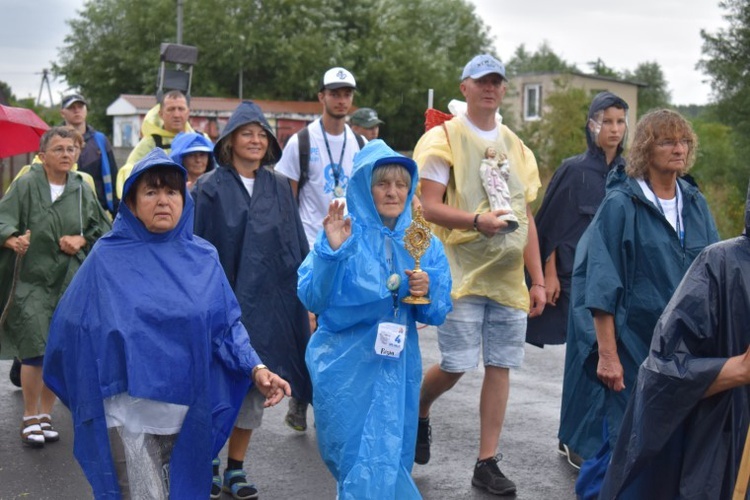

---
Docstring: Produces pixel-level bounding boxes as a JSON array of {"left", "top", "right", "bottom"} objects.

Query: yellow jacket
[{"left": 116, "top": 104, "right": 196, "bottom": 198}]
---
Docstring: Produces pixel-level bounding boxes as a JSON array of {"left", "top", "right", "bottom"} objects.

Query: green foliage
[
  {"left": 0, "top": 80, "right": 16, "bottom": 105},
  {"left": 505, "top": 42, "right": 578, "bottom": 77},
  {"left": 587, "top": 58, "right": 619, "bottom": 78},
  {"left": 697, "top": 0, "right": 750, "bottom": 237},
  {"left": 517, "top": 78, "right": 590, "bottom": 177},
  {"left": 54, "top": 0, "right": 492, "bottom": 148},
  {"left": 622, "top": 62, "right": 671, "bottom": 118}
]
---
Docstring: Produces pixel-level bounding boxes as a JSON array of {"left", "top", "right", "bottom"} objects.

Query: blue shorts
[
  {"left": 21, "top": 355, "right": 44, "bottom": 366},
  {"left": 437, "top": 295, "right": 527, "bottom": 372}
]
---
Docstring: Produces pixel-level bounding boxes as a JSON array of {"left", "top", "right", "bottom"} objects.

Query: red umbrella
[{"left": 0, "top": 104, "right": 50, "bottom": 158}]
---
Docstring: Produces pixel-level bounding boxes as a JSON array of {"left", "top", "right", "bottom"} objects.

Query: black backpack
[{"left": 296, "top": 125, "right": 365, "bottom": 198}]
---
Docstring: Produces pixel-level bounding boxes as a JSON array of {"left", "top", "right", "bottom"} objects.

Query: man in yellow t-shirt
[{"left": 412, "top": 54, "right": 546, "bottom": 496}]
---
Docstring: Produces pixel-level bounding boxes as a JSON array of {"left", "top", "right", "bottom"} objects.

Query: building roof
[
  {"left": 107, "top": 94, "right": 322, "bottom": 117},
  {"left": 514, "top": 71, "right": 646, "bottom": 88}
]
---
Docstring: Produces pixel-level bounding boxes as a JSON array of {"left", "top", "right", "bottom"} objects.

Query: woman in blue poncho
[
  {"left": 298, "top": 140, "right": 453, "bottom": 499},
  {"left": 43, "top": 149, "right": 290, "bottom": 499}
]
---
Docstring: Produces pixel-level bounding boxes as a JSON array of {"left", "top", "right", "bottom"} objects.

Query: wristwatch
[{"left": 252, "top": 364, "right": 268, "bottom": 377}]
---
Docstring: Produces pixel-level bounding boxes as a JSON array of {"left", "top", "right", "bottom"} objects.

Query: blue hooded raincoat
[
  {"left": 298, "top": 140, "right": 453, "bottom": 499},
  {"left": 168, "top": 132, "right": 216, "bottom": 174},
  {"left": 44, "top": 149, "right": 261, "bottom": 499},
  {"left": 526, "top": 91, "right": 628, "bottom": 347},
  {"left": 558, "top": 165, "right": 719, "bottom": 464}
]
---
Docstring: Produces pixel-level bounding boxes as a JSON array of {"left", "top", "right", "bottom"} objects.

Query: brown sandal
[
  {"left": 21, "top": 417, "right": 45, "bottom": 447},
  {"left": 38, "top": 414, "right": 59, "bottom": 442}
]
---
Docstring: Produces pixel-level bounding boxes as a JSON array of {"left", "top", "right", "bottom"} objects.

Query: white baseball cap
[{"left": 320, "top": 67, "right": 357, "bottom": 91}]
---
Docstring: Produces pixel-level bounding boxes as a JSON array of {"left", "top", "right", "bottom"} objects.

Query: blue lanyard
[
  {"left": 645, "top": 180, "right": 684, "bottom": 249},
  {"left": 319, "top": 120, "right": 347, "bottom": 188}
]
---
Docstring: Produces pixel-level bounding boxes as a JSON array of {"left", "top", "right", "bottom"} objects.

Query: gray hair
[
  {"left": 371, "top": 163, "right": 411, "bottom": 187},
  {"left": 40, "top": 126, "right": 83, "bottom": 152}
]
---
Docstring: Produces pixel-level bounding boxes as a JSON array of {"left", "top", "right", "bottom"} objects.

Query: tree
[
  {"left": 54, "top": 0, "right": 493, "bottom": 148},
  {"left": 698, "top": 0, "right": 750, "bottom": 236},
  {"left": 505, "top": 42, "right": 578, "bottom": 77},
  {"left": 622, "top": 62, "right": 671, "bottom": 118},
  {"left": 587, "top": 58, "right": 619, "bottom": 78},
  {"left": 0, "top": 80, "right": 15, "bottom": 105},
  {"left": 518, "top": 78, "right": 590, "bottom": 181}
]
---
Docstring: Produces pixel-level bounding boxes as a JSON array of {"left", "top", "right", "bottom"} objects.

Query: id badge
[{"left": 374, "top": 322, "right": 406, "bottom": 359}]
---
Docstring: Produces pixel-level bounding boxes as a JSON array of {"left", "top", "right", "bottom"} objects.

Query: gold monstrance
[{"left": 402, "top": 205, "right": 432, "bottom": 304}]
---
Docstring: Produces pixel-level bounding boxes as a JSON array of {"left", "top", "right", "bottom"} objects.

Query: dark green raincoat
[{"left": 0, "top": 163, "right": 111, "bottom": 359}]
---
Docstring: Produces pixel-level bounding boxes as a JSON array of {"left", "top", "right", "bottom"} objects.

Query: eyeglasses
[
  {"left": 45, "top": 146, "right": 79, "bottom": 156},
  {"left": 656, "top": 139, "right": 692, "bottom": 149}
]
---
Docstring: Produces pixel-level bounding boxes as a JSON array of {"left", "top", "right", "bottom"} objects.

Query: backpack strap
[
  {"left": 92, "top": 131, "right": 114, "bottom": 212},
  {"left": 354, "top": 131, "right": 365, "bottom": 150},
  {"left": 296, "top": 127, "right": 311, "bottom": 200},
  {"left": 152, "top": 134, "right": 164, "bottom": 149}
]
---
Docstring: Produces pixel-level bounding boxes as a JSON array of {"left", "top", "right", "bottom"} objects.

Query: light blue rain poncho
[{"left": 298, "top": 140, "right": 452, "bottom": 499}]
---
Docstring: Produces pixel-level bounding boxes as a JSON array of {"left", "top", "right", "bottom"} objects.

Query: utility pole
[
  {"left": 36, "top": 69, "right": 54, "bottom": 107},
  {"left": 176, "top": 0, "right": 183, "bottom": 44}
]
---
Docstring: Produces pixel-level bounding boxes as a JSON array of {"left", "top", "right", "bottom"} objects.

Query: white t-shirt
[
  {"left": 240, "top": 175, "right": 255, "bottom": 198},
  {"left": 419, "top": 115, "right": 499, "bottom": 186},
  {"left": 636, "top": 178, "right": 684, "bottom": 232},
  {"left": 275, "top": 119, "right": 364, "bottom": 246},
  {"left": 50, "top": 183, "right": 65, "bottom": 202},
  {"left": 104, "top": 394, "right": 188, "bottom": 435}
]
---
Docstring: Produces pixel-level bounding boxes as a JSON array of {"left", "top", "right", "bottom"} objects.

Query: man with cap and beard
[{"left": 275, "top": 66, "right": 366, "bottom": 432}]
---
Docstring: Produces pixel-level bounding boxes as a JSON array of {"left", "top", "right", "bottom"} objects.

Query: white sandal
[
  {"left": 38, "top": 414, "right": 59, "bottom": 442},
  {"left": 21, "top": 417, "right": 45, "bottom": 447}
]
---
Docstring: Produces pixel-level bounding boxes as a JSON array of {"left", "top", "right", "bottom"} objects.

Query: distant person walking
[
  {"left": 59, "top": 93, "right": 119, "bottom": 217},
  {"left": 349, "top": 107, "right": 383, "bottom": 141}
]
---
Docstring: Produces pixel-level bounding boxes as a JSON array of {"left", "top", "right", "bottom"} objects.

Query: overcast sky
[{"left": 1, "top": 0, "right": 728, "bottom": 107}]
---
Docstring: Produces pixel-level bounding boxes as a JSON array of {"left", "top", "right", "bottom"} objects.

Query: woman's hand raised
[{"left": 323, "top": 199, "right": 351, "bottom": 251}]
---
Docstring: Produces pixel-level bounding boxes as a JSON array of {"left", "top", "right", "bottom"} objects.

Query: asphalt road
[{"left": 0, "top": 327, "right": 578, "bottom": 499}]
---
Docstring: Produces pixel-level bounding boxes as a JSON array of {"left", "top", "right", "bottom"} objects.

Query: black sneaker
[
  {"left": 414, "top": 417, "right": 431, "bottom": 465},
  {"left": 472, "top": 455, "right": 517, "bottom": 496}
]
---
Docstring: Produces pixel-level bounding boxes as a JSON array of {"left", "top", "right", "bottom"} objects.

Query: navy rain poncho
[
  {"left": 600, "top": 182, "right": 750, "bottom": 500},
  {"left": 526, "top": 92, "right": 628, "bottom": 346},
  {"left": 192, "top": 101, "right": 311, "bottom": 403},
  {"left": 298, "top": 140, "right": 453, "bottom": 499},
  {"left": 44, "top": 149, "right": 262, "bottom": 499},
  {"left": 558, "top": 165, "right": 719, "bottom": 461}
]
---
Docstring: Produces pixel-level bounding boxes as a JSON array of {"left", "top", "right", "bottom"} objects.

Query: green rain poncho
[{"left": 0, "top": 163, "right": 111, "bottom": 359}]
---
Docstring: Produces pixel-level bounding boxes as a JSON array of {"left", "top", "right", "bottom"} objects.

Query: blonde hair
[{"left": 626, "top": 109, "right": 698, "bottom": 179}]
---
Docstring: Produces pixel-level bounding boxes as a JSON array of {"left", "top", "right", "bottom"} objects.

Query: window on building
[{"left": 524, "top": 83, "right": 542, "bottom": 121}]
